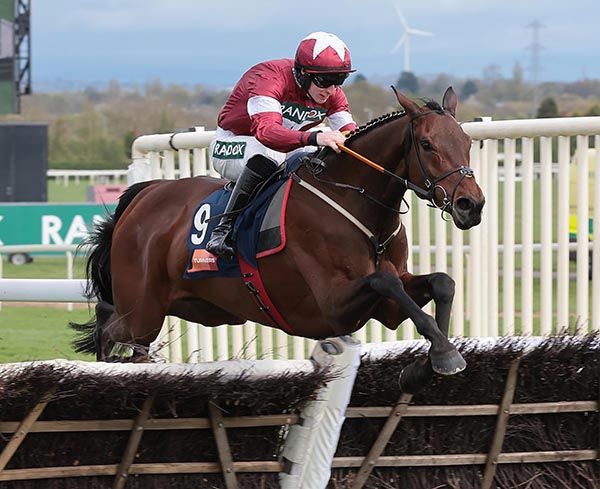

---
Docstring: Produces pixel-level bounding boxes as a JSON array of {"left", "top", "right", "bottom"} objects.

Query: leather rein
[
  {"left": 292, "top": 110, "right": 474, "bottom": 267},
  {"left": 337, "top": 110, "right": 474, "bottom": 217}
]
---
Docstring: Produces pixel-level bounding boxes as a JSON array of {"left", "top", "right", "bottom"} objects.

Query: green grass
[
  {"left": 2, "top": 256, "right": 87, "bottom": 278},
  {"left": 0, "top": 178, "right": 116, "bottom": 363},
  {"left": 1, "top": 179, "right": 91, "bottom": 363},
  {"left": 0, "top": 306, "right": 94, "bottom": 362},
  {"left": 48, "top": 178, "right": 90, "bottom": 203},
  {"left": 1, "top": 256, "right": 92, "bottom": 362}
]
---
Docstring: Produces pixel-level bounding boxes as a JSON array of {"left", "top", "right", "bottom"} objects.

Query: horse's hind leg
[
  {"left": 94, "top": 301, "right": 130, "bottom": 361},
  {"left": 94, "top": 301, "right": 155, "bottom": 362},
  {"left": 112, "top": 292, "right": 169, "bottom": 361}
]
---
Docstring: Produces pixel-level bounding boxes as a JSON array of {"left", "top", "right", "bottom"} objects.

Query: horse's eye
[{"left": 420, "top": 140, "right": 433, "bottom": 151}]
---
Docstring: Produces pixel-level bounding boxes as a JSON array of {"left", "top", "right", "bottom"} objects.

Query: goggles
[{"left": 310, "top": 72, "right": 349, "bottom": 88}]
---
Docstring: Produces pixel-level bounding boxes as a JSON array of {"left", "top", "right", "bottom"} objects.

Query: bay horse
[{"left": 72, "top": 87, "right": 485, "bottom": 393}]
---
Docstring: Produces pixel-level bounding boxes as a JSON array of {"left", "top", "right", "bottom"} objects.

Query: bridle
[
  {"left": 332, "top": 109, "right": 474, "bottom": 218},
  {"left": 403, "top": 110, "right": 474, "bottom": 217}
]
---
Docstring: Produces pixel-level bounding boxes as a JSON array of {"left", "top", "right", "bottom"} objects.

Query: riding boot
[{"left": 206, "top": 155, "right": 278, "bottom": 259}]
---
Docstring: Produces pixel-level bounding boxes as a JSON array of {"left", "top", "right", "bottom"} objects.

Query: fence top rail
[
  {"left": 358, "top": 336, "right": 588, "bottom": 360},
  {"left": 132, "top": 130, "right": 215, "bottom": 159},
  {"left": 462, "top": 115, "right": 600, "bottom": 140},
  {"left": 131, "top": 116, "right": 600, "bottom": 159},
  {"left": 0, "top": 358, "right": 316, "bottom": 380},
  {"left": 47, "top": 170, "right": 128, "bottom": 177},
  {"left": 0, "top": 244, "right": 89, "bottom": 253}
]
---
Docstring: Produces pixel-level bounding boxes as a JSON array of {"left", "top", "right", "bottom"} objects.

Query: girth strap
[
  {"left": 238, "top": 256, "right": 294, "bottom": 334},
  {"left": 291, "top": 173, "right": 402, "bottom": 267}
]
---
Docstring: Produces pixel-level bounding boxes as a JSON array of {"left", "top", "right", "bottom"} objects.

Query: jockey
[{"left": 206, "top": 31, "right": 358, "bottom": 259}]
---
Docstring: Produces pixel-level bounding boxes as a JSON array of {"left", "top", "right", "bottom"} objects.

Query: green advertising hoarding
[{"left": 0, "top": 203, "right": 116, "bottom": 246}]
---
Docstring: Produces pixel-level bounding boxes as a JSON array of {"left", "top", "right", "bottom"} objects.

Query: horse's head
[{"left": 394, "top": 87, "right": 485, "bottom": 230}]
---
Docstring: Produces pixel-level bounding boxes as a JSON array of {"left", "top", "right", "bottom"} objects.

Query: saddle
[{"left": 183, "top": 152, "right": 308, "bottom": 279}]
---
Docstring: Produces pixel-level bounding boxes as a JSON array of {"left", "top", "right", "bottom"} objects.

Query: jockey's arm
[
  {"left": 251, "top": 112, "right": 352, "bottom": 154},
  {"left": 248, "top": 93, "right": 356, "bottom": 154}
]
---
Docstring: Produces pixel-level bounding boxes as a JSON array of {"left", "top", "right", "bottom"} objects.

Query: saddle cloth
[{"left": 183, "top": 169, "right": 294, "bottom": 280}]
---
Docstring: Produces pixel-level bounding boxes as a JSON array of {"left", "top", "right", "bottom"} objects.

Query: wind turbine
[{"left": 391, "top": 6, "right": 434, "bottom": 73}]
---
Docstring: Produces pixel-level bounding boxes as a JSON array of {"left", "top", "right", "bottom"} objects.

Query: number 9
[{"left": 191, "top": 204, "right": 211, "bottom": 245}]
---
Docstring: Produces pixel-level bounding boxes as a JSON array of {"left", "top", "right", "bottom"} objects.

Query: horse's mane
[
  {"left": 345, "top": 99, "right": 444, "bottom": 144},
  {"left": 346, "top": 111, "right": 406, "bottom": 143}
]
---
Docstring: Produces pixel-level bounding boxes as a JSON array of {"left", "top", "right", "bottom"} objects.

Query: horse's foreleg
[
  {"left": 319, "top": 271, "right": 463, "bottom": 390},
  {"left": 402, "top": 272, "right": 455, "bottom": 338},
  {"left": 368, "top": 272, "right": 465, "bottom": 376}
]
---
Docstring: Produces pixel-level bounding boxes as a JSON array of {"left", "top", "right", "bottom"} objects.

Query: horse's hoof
[
  {"left": 398, "top": 358, "right": 433, "bottom": 394},
  {"left": 431, "top": 348, "right": 466, "bottom": 376}
]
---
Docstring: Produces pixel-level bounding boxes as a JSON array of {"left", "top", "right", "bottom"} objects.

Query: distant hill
[{"left": 1, "top": 73, "right": 599, "bottom": 170}]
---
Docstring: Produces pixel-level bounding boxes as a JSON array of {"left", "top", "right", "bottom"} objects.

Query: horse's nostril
[{"left": 455, "top": 197, "right": 474, "bottom": 212}]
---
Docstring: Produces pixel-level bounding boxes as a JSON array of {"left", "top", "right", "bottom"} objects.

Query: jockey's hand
[{"left": 316, "top": 130, "right": 346, "bottom": 153}]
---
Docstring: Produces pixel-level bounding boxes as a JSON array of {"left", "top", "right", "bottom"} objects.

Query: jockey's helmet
[
  {"left": 294, "top": 32, "right": 354, "bottom": 74},
  {"left": 294, "top": 32, "right": 355, "bottom": 91}
]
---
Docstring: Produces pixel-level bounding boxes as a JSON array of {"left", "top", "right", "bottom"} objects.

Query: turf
[
  {"left": 0, "top": 256, "right": 92, "bottom": 362},
  {"left": 0, "top": 305, "right": 94, "bottom": 362},
  {"left": 47, "top": 177, "right": 96, "bottom": 203}
]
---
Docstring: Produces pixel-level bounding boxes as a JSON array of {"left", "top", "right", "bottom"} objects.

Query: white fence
[
  {"left": 47, "top": 169, "right": 128, "bottom": 185},
  {"left": 0, "top": 244, "right": 85, "bottom": 312},
  {"left": 3, "top": 116, "right": 600, "bottom": 361},
  {"left": 464, "top": 118, "right": 599, "bottom": 339}
]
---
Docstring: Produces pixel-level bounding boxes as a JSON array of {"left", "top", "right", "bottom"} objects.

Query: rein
[
  {"left": 293, "top": 108, "right": 474, "bottom": 267},
  {"left": 337, "top": 143, "right": 430, "bottom": 201},
  {"left": 337, "top": 110, "right": 474, "bottom": 216}
]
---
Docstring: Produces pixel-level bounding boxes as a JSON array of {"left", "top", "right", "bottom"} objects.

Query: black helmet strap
[{"left": 293, "top": 64, "right": 312, "bottom": 91}]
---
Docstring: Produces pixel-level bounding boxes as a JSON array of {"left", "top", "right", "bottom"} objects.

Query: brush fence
[{"left": 0, "top": 335, "right": 598, "bottom": 489}]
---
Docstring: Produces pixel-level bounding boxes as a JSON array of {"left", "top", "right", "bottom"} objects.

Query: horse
[{"left": 71, "top": 87, "right": 485, "bottom": 393}]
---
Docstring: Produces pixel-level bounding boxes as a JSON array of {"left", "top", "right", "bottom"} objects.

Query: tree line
[{"left": 1, "top": 69, "right": 599, "bottom": 169}]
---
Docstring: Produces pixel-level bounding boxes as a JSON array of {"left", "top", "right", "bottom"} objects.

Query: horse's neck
[{"left": 320, "top": 118, "right": 410, "bottom": 233}]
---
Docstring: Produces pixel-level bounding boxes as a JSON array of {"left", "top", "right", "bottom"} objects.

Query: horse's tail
[
  {"left": 84, "top": 180, "right": 156, "bottom": 303},
  {"left": 70, "top": 180, "right": 157, "bottom": 354}
]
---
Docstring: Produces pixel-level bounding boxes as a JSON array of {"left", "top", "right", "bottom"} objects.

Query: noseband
[{"left": 403, "top": 110, "right": 474, "bottom": 216}]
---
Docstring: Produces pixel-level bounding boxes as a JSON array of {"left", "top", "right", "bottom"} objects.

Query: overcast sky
[{"left": 32, "top": 0, "right": 600, "bottom": 90}]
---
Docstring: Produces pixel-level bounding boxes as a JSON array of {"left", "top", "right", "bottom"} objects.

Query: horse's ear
[
  {"left": 442, "top": 86, "right": 458, "bottom": 116},
  {"left": 390, "top": 86, "right": 420, "bottom": 116}
]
